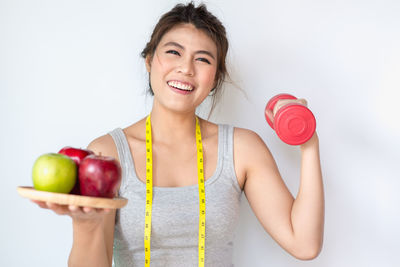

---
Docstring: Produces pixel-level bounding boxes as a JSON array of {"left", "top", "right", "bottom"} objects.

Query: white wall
[{"left": 1, "top": 0, "right": 399, "bottom": 266}]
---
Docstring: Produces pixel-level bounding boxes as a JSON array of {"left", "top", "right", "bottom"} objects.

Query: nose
[{"left": 177, "top": 56, "right": 194, "bottom": 76}]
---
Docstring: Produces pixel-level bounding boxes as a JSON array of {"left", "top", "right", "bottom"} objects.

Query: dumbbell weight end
[{"left": 265, "top": 94, "right": 316, "bottom": 146}]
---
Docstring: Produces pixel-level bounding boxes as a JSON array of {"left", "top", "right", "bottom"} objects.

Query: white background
[{"left": 1, "top": 0, "right": 399, "bottom": 266}]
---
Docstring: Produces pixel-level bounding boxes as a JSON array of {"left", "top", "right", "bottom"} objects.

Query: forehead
[{"left": 159, "top": 24, "right": 217, "bottom": 55}]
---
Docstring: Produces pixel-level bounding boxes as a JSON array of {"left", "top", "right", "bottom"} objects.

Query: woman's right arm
[
  {"left": 32, "top": 201, "right": 115, "bottom": 267},
  {"left": 68, "top": 206, "right": 116, "bottom": 267},
  {"left": 33, "top": 135, "right": 120, "bottom": 267},
  {"left": 69, "top": 135, "right": 120, "bottom": 267}
]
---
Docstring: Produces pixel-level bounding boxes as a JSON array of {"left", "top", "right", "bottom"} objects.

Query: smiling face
[{"left": 146, "top": 23, "right": 218, "bottom": 114}]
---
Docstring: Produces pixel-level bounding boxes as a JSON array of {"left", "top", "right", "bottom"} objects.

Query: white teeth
[{"left": 168, "top": 81, "right": 194, "bottom": 91}]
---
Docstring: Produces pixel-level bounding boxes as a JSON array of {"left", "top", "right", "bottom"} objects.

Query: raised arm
[{"left": 235, "top": 127, "right": 324, "bottom": 260}]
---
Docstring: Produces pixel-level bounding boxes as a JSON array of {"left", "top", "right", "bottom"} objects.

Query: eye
[
  {"left": 197, "top": 58, "right": 211, "bottom": 64},
  {"left": 166, "top": 50, "right": 180, "bottom": 56}
]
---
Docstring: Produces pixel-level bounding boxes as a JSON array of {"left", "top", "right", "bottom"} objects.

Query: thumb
[{"left": 265, "top": 108, "right": 274, "bottom": 125}]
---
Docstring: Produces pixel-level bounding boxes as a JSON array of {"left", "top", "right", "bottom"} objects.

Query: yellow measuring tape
[{"left": 145, "top": 115, "right": 206, "bottom": 267}]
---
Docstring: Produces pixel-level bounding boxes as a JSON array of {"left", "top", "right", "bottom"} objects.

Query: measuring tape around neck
[{"left": 144, "top": 115, "right": 206, "bottom": 267}]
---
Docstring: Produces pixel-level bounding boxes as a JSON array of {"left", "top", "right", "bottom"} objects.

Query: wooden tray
[{"left": 17, "top": 186, "right": 128, "bottom": 209}]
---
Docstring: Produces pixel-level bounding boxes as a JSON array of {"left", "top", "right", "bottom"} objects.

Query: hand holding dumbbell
[{"left": 265, "top": 94, "right": 316, "bottom": 145}]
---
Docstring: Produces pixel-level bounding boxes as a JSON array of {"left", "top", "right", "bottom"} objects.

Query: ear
[{"left": 145, "top": 55, "right": 152, "bottom": 73}]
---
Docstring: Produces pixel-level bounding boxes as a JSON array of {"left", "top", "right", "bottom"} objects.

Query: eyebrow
[{"left": 163, "top": 41, "right": 216, "bottom": 60}]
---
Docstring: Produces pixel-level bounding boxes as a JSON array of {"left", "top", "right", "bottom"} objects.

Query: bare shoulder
[
  {"left": 234, "top": 127, "right": 276, "bottom": 168},
  {"left": 233, "top": 127, "right": 271, "bottom": 155},
  {"left": 233, "top": 127, "right": 276, "bottom": 189},
  {"left": 86, "top": 118, "right": 148, "bottom": 161},
  {"left": 234, "top": 127, "right": 265, "bottom": 144},
  {"left": 87, "top": 134, "right": 119, "bottom": 161}
]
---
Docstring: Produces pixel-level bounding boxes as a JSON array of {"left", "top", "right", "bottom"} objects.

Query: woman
[{"left": 33, "top": 2, "right": 324, "bottom": 267}]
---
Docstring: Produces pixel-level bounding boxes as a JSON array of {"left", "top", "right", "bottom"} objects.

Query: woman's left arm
[
  {"left": 236, "top": 126, "right": 324, "bottom": 260},
  {"left": 292, "top": 133, "right": 324, "bottom": 258}
]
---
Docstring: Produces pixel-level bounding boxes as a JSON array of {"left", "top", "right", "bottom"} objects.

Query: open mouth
[{"left": 167, "top": 80, "right": 195, "bottom": 92}]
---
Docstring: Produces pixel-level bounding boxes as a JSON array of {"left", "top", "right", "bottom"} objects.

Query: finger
[
  {"left": 68, "top": 205, "right": 79, "bottom": 211},
  {"left": 31, "top": 200, "right": 49, "bottom": 209},
  {"left": 82, "top": 206, "right": 95, "bottom": 214},
  {"left": 68, "top": 205, "right": 82, "bottom": 215},
  {"left": 273, "top": 99, "right": 308, "bottom": 115},
  {"left": 47, "top": 202, "right": 70, "bottom": 215},
  {"left": 273, "top": 99, "right": 292, "bottom": 116},
  {"left": 96, "top": 208, "right": 112, "bottom": 214},
  {"left": 297, "top": 98, "right": 308, "bottom": 107},
  {"left": 265, "top": 109, "right": 274, "bottom": 124}
]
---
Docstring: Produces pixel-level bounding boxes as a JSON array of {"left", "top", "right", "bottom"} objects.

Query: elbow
[
  {"left": 290, "top": 242, "right": 323, "bottom": 261},
  {"left": 294, "top": 248, "right": 321, "bottom": 261}
]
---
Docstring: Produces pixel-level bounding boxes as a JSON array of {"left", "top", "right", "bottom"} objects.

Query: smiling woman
[
  {"left": 31, "top": 2, "right": 324, "bottom": 267},
  {"left": 145, "top": 23, "right": 218, "bottom": 114},
  {"left": 141, "top": 3, "right": 229, "bottom": 117}
]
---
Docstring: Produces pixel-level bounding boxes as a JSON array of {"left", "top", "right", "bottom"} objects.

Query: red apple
[
  {"left": 58, "top": 146, "right": 94, "bottom": 195},
  {"left": 58, "top": 146, "right": 94, "bottom": 165},
  {"left": 79, "top": 154, "right": 121, "bottom": 198}
]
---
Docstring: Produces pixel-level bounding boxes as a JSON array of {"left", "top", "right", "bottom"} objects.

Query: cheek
[
  {"left": 206, "top": 69, "right": 216, "bottom": 89},
  {"left": 200, "top": 68, "right": 217, "bottom": 89},
  {"left": 150, "top": 55, "right": 170, "bottom": 85},
  {"left": 153, "top": 52, "right": 175, "bottom": 71}
]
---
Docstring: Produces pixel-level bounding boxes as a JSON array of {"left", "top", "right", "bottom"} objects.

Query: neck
[{"left": 149, "top": 104, "right": 198, "bottom": 145}]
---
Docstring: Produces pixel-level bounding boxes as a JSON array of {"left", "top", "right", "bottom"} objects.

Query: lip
[{"left": 167, "top": 80, "right": 195, "bottom": 95}]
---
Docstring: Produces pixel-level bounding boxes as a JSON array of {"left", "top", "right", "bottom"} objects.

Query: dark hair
[{"left": 141, "top": 2, "right": 229, "bottom": 117}]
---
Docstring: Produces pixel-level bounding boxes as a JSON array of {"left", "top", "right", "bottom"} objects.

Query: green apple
[{"left": 32, "top": 153, "right": 77, "bottom": 193}]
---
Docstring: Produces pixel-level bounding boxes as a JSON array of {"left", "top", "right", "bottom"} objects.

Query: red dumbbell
[{"left": 265, "top": 94, "right": 316, "bottom": 145}]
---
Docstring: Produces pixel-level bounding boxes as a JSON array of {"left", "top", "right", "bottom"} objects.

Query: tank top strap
[
  {"left": 108, "top": 128, "right": 137, "bottom": 191},
  {"left": 220, "top": 124, "right": 242, "bottom": 193}
]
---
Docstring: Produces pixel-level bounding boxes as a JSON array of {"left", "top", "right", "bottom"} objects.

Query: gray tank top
[{"left": 108, "top": 124, "right": 243, "bottom": 267}]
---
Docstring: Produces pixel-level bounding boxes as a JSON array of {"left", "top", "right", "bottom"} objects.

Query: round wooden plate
[{"left": 17, "top": 186, "right": 128, "bottom": 209}]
